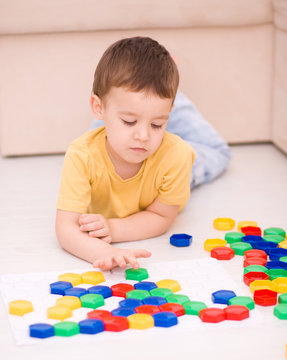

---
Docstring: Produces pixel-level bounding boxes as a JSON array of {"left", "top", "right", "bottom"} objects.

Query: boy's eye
[
  {"left": 121, "top": 119, "right": 136, "bottom": 126},
  {"left": 151, "top": 124, "right": 163, "bottom": 129}
]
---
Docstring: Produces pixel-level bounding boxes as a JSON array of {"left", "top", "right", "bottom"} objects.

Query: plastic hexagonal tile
[
  {"left": 170, "top": 233, "right": 192, "bottom": 247},
  {"left": 125, "top": 268, "right": 149, "bottom": 282},
  {"left": 58, "top": 273, "right": 82, "bottom": 286},
  {"left": 199, "top": 308, "right": 225, "bottom": 323},
  {"left": 230, "top": 242, "right": 252, "bottom": 256},
  {"left": 211, "top": 290, "right": 237, "bottom": 304},
  {"left": 272, "top": 277, "right": 287, "bottom": 293},
  {"left": 56, "top": 296, "right": 81, "bottom": 310},
  {"left": 126, "top": 290, "right": 150, "bottom": 301},
  {"left": 134, "top": 305, "right": 160, "bottom": 315},
  {"left": 49, "top": 281, "right": 73, "bottom": 295},
  {"left": 224, "top": 305, "right": 249, "bottom": 320},
  {"left": 159, "top": 303, "right": 185, "bottom": 316},
  {"left": 81, "top": 271, "right": 105, "bottom": 285},
  {"left": 128, "top": 313, "right": 154, "bottom": 329},
  {"left": 243, "top": 272, "right": 269, "bottom": 286},
  {"left": 249, "top": 280, "right": 277, "bottom": 293},
  {"left": 278, "top": 293, "right": 287, "bottom": 304},
  {"left": 47, "top": 306, "right": 72, "bottom": 321},
  {"left": 110, "top": 283, "right": 134, "bottom": 297},
  {"left": 211, "top": 247, "right": 235, "bottom": 260},
  {"left": 103, "top": 316, "right": 129, "bottom": 332},
  {"left": 273, "top": 304, "right": 287, "bottom": 319},
  {"left": 87, "top": 309, "right": 113, "bottom": 321},
  {"left": 243, "top": 258, "right": 268, "bottom": 267},
  {"left": 9, "top": 300, "right": 34, "bottom": 316},
  {"left": 152, "top": 311, "right": 178, "bottom": 327},
  {"left": 183, "top": 301, "right": 207, "bottom": 315},
  {"left": 156, "top": 279, "right": 181, "bottom": 293},
  {"left": 213, "top": 218, "right": 235, "bottom": 231},
  {"left": 166, "top": 294, "right": 190, "bottom": 305},
  {"left": 253, "top": 289, "right": 278, "bottom": 306},
  {"left": 54, "top": 321, "right": 79, "bottom": 337},
  {"left": 204, "top": 239, "right": 227, "bottom": 252},
  {"left": 228, "top": 296, "right": 255, "bottom": 310},
  {"left": 80, "top": 294, "right": 105, "bottom": 308}
]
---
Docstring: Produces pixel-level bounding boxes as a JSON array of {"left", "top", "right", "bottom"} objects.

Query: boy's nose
[{"left": 134, "top": 125, "right": 149, "bottom": 141}]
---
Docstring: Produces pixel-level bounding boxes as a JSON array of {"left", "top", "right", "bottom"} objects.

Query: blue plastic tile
[
  {"left": 170, "top": 233, "right": 192, "bottom": 247},
  {"left": 79, "top": 319, "right": 104, "bottom": 334},
  {"left": 88, "top": 285, "right": 112, "bottom": 298},
  {"left": 29, "top": 323, "right": 55, "bottom": 338},
  {"left": 50, "top": 281, "right": 73, "bottom": 295},
  {"left": 143, "top": 296, "right": 167, "bottom": 306},
  {"left": 118, "top": 298, "right": 143, "bottom": 309},
  {"left": 212, "top": 290, "right": 237, "bottom": 304},
  {"left": 269, "top": 248, "right": 287, "bottom": 261},
  {"left": 152, "top": 311, "right": 178, "bottom": 327},
  {"left": 64, "top": 287, "right": 88, "bottom": 298},
  {"left": 134, "top": 281, "right": 157, "bottom": 292},
  {"left": 266, "top": 261, "right": 287, "bottom": 270},
  {"left": 111, "top": 307, "right": 136, "bottom": 317}
]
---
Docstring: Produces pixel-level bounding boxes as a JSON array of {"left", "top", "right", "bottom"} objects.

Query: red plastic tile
[
  {"left": 87, "top": 309, "right": 113, "bottom": 321},
  {"left": 241, "top": 226, "right": 262, "bottom": 236},
  {"left": 243, "top": 257, "right": 267, "bottom": 267},
  {"left": 159, "top": 303, "right": 185, "bottom": 316},
  {"left": 244, "top": 249, "right": 267, "bottom": 260},
  {"left": 110, "top": 283, "right": 135, "bottom": 297},
  {"left": 243, "top": 271, "right": 269, "bottom": 286},
  {"left": 211, "top": 247, "right": 235, "bottom": 260},
  {"left": 135, "top": 305, "right": 160, "bottom": 315},
  {"left": 224, "top": 305, "right": 249, "bottom": 320},
  {"left": 103, "top": 316, "right": 129, "bottom": 332},
  {"left": 253, "top": 289, "right": 278, "bottom": 306},
  {"left": 199, "top": 308, "right": 225, "bottom": 323}
]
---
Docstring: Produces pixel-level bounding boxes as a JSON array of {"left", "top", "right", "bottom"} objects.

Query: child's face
[{"left": 91, "top": 87, "right": 173, "bottom": 167}]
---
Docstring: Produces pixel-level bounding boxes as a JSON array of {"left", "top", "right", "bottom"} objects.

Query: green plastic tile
[
  {"left": 244, "top": 265, "right": 268, "bottom": 274},
  {"left": 166, "top": 294, "right": 190, "bottom": 305},
  {"left": 54, "top": 321, "right": 80, "bottom": 337},
  {"left": 278, "top": 293, "right": 287, "bottom": 304},
  {"left": 225, "top": 232, "right": 245, "bottom": 244},
  {"left": 263, "top": 235, "right": 284, "bottom": 244},
  {"left": 125, "top": 268, "right": 149, "bottom": 281},
  {"left": 228, "top": 296, "right": 255, "bottom": 310},
  {"left": 267, "top": 269, "right": 287, "bottom": 280},
  {"left": 126, "top": 290, "right": 150, "bottom": 300},
  {"left": 279, "top": 256, "right": 287, "bottom": 263},
  {"left": 150, "top": 288, "right": 173, "bottom": 299},
  {"left": 183, "top": 301, "right": 207, "bottom": 315},
  {"left": 230, "top": 242, "right": 252, "bottom": 256},
  {"left": 264, "top": 227, "right": 286, "bottom": 238},
  {"left": 80, "top": 294, "right": 104, "bottom": 308},
  {"left": 273, "top": 304, "right": 287, "bottom": 320}
]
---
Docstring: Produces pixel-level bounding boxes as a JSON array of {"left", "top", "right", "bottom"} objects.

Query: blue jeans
[{"left": 90, "top": 91, "right": 231, "bottom": 189}]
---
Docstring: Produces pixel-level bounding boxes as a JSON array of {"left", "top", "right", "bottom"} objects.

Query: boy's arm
[
  {"left": 107, "top": 198, "right": 180, "bottom": 243},
  {"left": 55, "top": 210, "right": 151, "bottom": 269}
]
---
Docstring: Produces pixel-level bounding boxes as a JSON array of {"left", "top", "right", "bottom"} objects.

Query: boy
[{"left": 56, "top": 36, "right": 195, "bottom": 271}]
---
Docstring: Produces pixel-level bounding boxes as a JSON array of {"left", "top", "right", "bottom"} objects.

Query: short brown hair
[{"left": 92, "top": 36, "right": 179, "bottom": 101}]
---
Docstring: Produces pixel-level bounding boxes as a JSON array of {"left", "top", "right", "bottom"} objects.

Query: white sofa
[{"left": 0, "top": 0, "right": 286, "bottom": 156}]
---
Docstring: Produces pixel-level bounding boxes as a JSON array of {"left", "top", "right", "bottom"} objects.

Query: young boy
[{"left": 56, "top": 36, "right": 195, "bottom": 271}]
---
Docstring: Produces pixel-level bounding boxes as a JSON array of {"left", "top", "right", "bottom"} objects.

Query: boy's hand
[
  {"left": 79, "top": 214, "right": 112, "bottom": 243},
  {"left": 92, "top": 247, "right": 151, "bottom": 271}
]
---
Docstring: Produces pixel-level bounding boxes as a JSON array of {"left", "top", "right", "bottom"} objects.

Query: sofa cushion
[{"left": 0, "top": 0, "right": 273, "bottom": 35}]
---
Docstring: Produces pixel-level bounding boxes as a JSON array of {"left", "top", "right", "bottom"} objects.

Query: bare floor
[{"left": 0, "top": 144, "right": 287, "bottom": 359}]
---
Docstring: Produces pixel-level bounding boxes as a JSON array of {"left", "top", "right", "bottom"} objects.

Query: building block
[
  {"left": 279, "top": 240, "right": 287, "bottom": 249},
  {"left": 54, "top": 321, "right": 80, "bottom": 337},
  {"left": 269, "top": 248, "right": 287, "bottom": 261},
  {"left": 9, "top": 300, "right": 33, "bottom": 316},
  {"left": 170, "top": 233, "right": 192, "bottom": 247},
  {"left": 204, "top": 238, "right": 227, "bottom": 252},
  {"left": 243, "top": 271, "right": 269, "bottom": 286},
  {"left": 64, "top": 287, "right": 88, "bottom": 298},
  {"left": 135, "top": 305, "right": 160, "bottom": 315},
  {"left": 249, "top": 280, "right": 277, "bottom": 293},
  {"left": 134, "top": 281, "right": 157, "bottom": 292},
  {"left": 125, "top": 268, "right": 149, "bottom": 281},
  {"left": 58, "top": 273, "right": 82, "bottom": 286},
  {"left": 253, "top": 289, "right": 278, "bottom": 306},
  {"left": 103, "top": 316, "right": 129, "bottom": 332},
  {"left": 213, "top": 217, "right": 235, "bottom": 231},
  {"left": 47, "top": 306, "right": 72, "bottom": 321},
  {"left": 267, "top": 269, "right": 287, "bottom": 280},
  {"left": 156, "top": 279, "right": 181, "bottom": 293},
  {"left": 224, "top": 305, "right": 249, "bottom": 320},
  {"left": 254, "top": 241, "right": 278, "bottom": 255},
  {"left": 264, "top": 227, "right": 286, "bottom": 238},
  {"left": 237, "top": 221, "right": 258, "bottom": 231},
  {"left": 211, "top": 290, "right": 237, "bottom": 304},
  {"left": 126, "top": 290, "right": 150, "bottom": 300},
  {"left": 273, "top": 304, "right": 287, "bottom": 319},
  {"left": 81, "top": 271, "right": 105, "bottom": 285},
  {"left": 243, "top": 257, "right": 267, "bottom": 267},
  {"left": 159, "top": 303, "right": 185, "bottom": 316},
  {"left": 241, "top": 236, "right": 263, "bottom": 248},
  {"left": 199, "top": 308, "right": 225, "bottom": 323},
  {"left": 29, "top": 323, "right": 55, "bottom": 338},
  {"left": 228, "top": 296, "right": 255, "bottom": 310},
  {"left": 150, "top": 288, "right": 173, "bottom": 298},
  {"left": 88, "top": 285, "right": 112, "bottom": 298},
  {"left": 183, "top": 301, "right": 207, "bottom": 315},
  {"left": 244, "top": 265, "right": 268, "bottom": 274},
  {"left": 225, "top": 232, "right": 245, "bottom": 244},
  {"left": 166, "top": 294, "right": 190, "bottom": 305},
  {"left": 56, "top": 296, "right": 81, "bottom": 310},
  {"left": 280, "top": 256, "right": 287, "bottom": 263},
  {"left": 278, "top": 293, "right": 287, "bottom": 304},
  {"left": 110, "top": 283, "right": 135, "bottom": 297},
  {"left": 80, "top": 294, "right": 105, "bottom": 308},
  {"left": 211, "top": 247, "right": 235, "bottom": 260},
  {"left": 152, "top": 311, "right": 178, "bottom": 327},
  {"left": 128, "top": 313, "right": 154, "bottom": 329},
  {"left": 119, "top": 298, "right": 143, "bottom": 309},
  {"left": 50, "top": 281, "right": 73, "bottom": 295},
  {"left": 272, "top": 277, "right": 287, "bottom": 293},
  {"left": 111, "top": 307, "right": 136, "bottom": 317},
  {"left": 79, "top": 319, "right": 105, "bottom": 334},
  {"left": 266, "top": 261, "right": 287, "bottom": 270},
  {"left": 230, "top": 242, "right": 252, "bottom": 256},
  {"left": 87, "top": 309, "right": 113, "bottom": 321},
  {"left": 241, "top": 226, "right": 262, "bottom": 236},
  {"left": 143, "top": 296, "right": 167, "bottom": 306},
  {"left": 244, "top": 249, "right": 267, "bottom": 260},
  {"left": 264, "top": 234, "right": 285, "bottom": 244}
]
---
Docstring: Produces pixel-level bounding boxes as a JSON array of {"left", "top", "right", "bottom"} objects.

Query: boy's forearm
[{"left": 108, "top": 210, "right": 173, "bottom": 243}]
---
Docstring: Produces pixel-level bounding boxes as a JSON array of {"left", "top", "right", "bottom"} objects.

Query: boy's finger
[
  {"left": 114, "top": 255, "right": 126, "bottom": 268},
  {"left": 124, "top": 254, "right": 139, "bottom": 269},
  {"left": 80, "top": 221, "right": 103, "bottom": 232},
  {"left": 133, "top": 249, "right": 152, "bottom": 258},
  {"left": 104, "top": 257, "right": 113, "bottom": 270},
  {"left": 89, "top": 228, "right": 109, "bottom": 238}
]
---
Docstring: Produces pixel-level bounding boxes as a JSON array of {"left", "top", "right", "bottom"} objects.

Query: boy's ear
[{"left": 90, "top": 94, "right": 104, "bottom": 120}]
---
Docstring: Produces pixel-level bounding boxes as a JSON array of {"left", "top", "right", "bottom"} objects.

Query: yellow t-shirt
[{"left": 56, "top": 127, "right": 195, "bottom": 218}]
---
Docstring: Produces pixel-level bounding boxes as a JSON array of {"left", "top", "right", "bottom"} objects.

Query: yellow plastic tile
[
  {"left": 279, "top": 240, "right": 287, "bottom": 249},
  {"left": 237, "top": 221, "right": 258, "bottom": 231},
  {"left": 56, "top": 296, "right": 81, "bottom": 310},
  {"left": 81, "top": 271, "right": 105, "bottom": 285},
  {"left": 272, "top": 277, "right": 287, "bottom": 293},
  {"left": 213, "top": 218, "right": 235, "bottom": 231},
  {"left": 9, "top": 300, "right": 33, "bottom": 316},
  {"left": 128, "top": 313, "right": 154, "bottom": 329},
  {"left": 47, "top": 306, "right": 72, "bottom": 321},
  {"left": 249, "top": 280, "right": 277, "bottom": 294},
  {"left": 156, "top": 279, "right": 181, "bottom": 293},
  {"left": 58, "top": 273, "right": 82, "bottom": 286},
  {"left": 204, "top": 239, "right": 227, "bottom": 252}
]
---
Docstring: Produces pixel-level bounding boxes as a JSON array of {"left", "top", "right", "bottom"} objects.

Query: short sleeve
[
  {"left": 56, "top": 145, "right": 92, "bottom": 213},
  {"left": 157, "top": 142, "right": 195, "bottom": 210}
]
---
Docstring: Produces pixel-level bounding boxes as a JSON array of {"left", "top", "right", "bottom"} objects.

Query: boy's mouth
[{"left": 130, "top": 147, "right": 148, "bottom": 153}]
